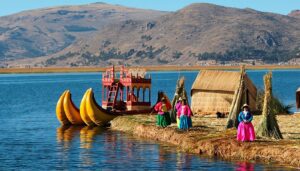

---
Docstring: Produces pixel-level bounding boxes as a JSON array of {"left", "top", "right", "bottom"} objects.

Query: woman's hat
[{"left": 242, "top": 104, "right": 249, "bottom": 109}]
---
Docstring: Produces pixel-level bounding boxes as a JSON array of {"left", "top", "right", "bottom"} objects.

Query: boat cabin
[{"left": 101, "top": 66, "right": 151, "bottom": 111}]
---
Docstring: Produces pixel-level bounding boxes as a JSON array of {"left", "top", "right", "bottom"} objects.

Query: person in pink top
[
  {"left": 154, "top": 97, "right": 172, "bottom": 127},
  {"left": 177, "top": 99, "right": 192, "bottom": 130},
  {"left": 175, "top": 97, "right": 183, "bottom": 128}
]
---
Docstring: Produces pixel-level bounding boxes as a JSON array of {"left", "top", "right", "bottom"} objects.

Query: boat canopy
[{"left": 102, "top": 66, "right": 151, "bottom": 111}]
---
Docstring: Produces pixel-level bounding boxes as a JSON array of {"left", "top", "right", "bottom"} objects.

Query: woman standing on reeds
[
  {"left": 154, "top": 97, "right": 172, "bottom": 128},
  {"left": 237, "top": 104, "right": 256, "bottom": 142},
  {"left": 177, "top": 99, "right": 192, "bottom": 130},
  {"left": 175, "top": 97, "right": 183, "bottom": 128}
]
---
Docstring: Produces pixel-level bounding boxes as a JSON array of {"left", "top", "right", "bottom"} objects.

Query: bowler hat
[{"left": 242, "top": 104, "right": 249, "bottom": 109}]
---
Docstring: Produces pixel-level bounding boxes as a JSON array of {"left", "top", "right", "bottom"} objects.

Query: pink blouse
[
  {"left": 177, "top": 105, "right": 192, "bottom": 117},
  {"left": 175, "top": 101, "right": 181, "bottom": 111}
]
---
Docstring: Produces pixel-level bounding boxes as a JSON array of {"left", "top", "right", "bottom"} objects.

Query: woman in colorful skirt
[
  {"left": 237, "top": 104, "right": 256, "bottom": 142},
  {"left": 154, "top": 97, "right": 172, "bottom": 128},
  {"left": 175, "top": 97, "right": 183, "bottom": 128},
  {"left": 177, "top": 99, "right": 192, "bottom": 130}
]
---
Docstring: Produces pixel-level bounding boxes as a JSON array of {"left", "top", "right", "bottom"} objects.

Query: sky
[{"left": 1, "top": 0, "right": 300, "bottom": 16}]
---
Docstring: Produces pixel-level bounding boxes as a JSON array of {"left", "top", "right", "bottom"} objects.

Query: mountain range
[{"left": 0, "top": 2, "right": 300, "bottom": 67}]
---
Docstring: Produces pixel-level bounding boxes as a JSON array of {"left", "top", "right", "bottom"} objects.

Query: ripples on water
[
  {"left": 0, "top": 70, "right": 299, "bottom": 170},
  {"left": 55, "top": 126, "right": 290, "bottom": 171}
]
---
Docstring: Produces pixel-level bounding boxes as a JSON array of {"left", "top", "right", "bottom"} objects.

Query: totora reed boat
[{"left": 56, "top": 66, "right": 152, "bottom": 126}]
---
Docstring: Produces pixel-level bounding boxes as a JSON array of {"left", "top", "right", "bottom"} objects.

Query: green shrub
[{"left": 256, "top": 89, "right": 293, "bottom": 114}]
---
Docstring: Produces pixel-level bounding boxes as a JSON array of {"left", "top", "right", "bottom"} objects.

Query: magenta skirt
[{"left": 237, "top": 122, "right": 256, "bottom": 142}]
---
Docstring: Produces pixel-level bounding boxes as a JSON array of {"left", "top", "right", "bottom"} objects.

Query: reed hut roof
[
  {"left": 192, "top": 70, "right": 257, "bottom": 95},
  {"left": 191, "top": 70, "right": 257, "bottom": 114},
  {"left": 192, "top": 70, "right": 242, "bottom": 92}
]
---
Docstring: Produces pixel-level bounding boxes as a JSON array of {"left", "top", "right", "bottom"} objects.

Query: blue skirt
[{"left": 179, "top": 115, "right": 192, "bottom": 129}]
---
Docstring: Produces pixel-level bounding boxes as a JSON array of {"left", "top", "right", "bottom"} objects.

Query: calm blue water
[{"left": 0, "top": 70, "right": 299, "bottom": 170}]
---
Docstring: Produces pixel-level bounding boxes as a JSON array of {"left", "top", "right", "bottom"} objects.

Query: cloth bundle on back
[{"left": 171, "top": 77, "right": 189, "bottom": 123}]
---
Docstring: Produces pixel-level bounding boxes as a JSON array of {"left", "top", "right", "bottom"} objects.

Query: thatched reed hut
[
  {"left": 296, "top": 87, "right": 300, "bottom": 110},
  {"left": 191, "top": 70, "right": 257, "bottom": 115}
]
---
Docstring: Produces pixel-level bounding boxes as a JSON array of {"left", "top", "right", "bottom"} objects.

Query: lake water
[{"left": 0, "top": 70, "right": 299, "bottom": 170}]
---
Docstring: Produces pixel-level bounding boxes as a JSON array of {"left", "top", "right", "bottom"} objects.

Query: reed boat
[{"left": 56, "top": 66, "right": 152, "bottom": 126}]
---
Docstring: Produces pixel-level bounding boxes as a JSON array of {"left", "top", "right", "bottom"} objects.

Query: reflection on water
[
  {"left": 57, "top": 125, "right": 104, "bottom": 149},
  {"left": 80, "top": 126, "right": 104, "bottom": 149},
  {"left": 80, "top": 126, "right": 104, "bottom": 168},
  {"left": 175, "top": 152, "right": 192, "bottom": 169},
  {"left": 57, "top": 125, "right": 103, "bottom": 169},
  {"left": 54, "top": 126, "right": 291, "bottom": 170},
  {"left": 57, "top": 125, "right": 83, "bottom": 149},
  {"left": 236, "top": 162, "right": 255, "bottom": 171}
]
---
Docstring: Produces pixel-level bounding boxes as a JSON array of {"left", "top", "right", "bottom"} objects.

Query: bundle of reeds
[
  {"left": 256, "top": 72, "right": 283, "bottom": 139},
  {"left": 226, "top": 66, "right": 245, "bottom": 128}
]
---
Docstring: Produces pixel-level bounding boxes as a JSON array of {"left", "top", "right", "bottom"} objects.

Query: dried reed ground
[{"left": 111, "top": 114, "right": 300, "bottom": 168}]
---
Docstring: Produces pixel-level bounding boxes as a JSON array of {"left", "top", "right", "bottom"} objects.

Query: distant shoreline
[{"left": 0, "top": 65, "right": 300, "bottom": 74}]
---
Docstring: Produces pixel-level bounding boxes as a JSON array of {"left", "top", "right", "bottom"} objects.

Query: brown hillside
[
  {"left": 288, "top": 10, "right": 300, "bottom": 18},
  {"left": 0, "top": 3, "right": 166, "bottom": 60},
  {"left": 1, "top": 3, "right": 300, "bottom": 67}
]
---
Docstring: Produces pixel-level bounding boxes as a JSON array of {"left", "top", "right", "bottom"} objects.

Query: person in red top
[
  {"left": 177, "top": 99, "right": 192, "bottom": 130},
  {"left": 154, "top": 97, "right": 172, "bottom": 127}
]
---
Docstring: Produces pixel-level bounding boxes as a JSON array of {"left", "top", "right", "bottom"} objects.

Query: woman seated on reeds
[
  {"left": 237, "top": 104, "right": 256, "bottom": 142},
  {"left": 154, "top": 97, "right": 172, "bottom": 128},
  {"left": 177, "top": 99, "right": 192, "bottom": 130}
]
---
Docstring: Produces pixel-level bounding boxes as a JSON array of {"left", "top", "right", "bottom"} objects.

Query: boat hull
[
  {"left": 56, "top": 91, "right": 71, "bottom": 125},
  {"left": 63, "top": 90, "right": 84, "bottom": 125},
  {"left": 80, "top": 89, "right": 95, "bottom": 126},
  {"left": 56, "top": 89, "right": 151, "bottom": 126},
  {"left": 85, "top": 89, "right": 118, "bottom": 126}
]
